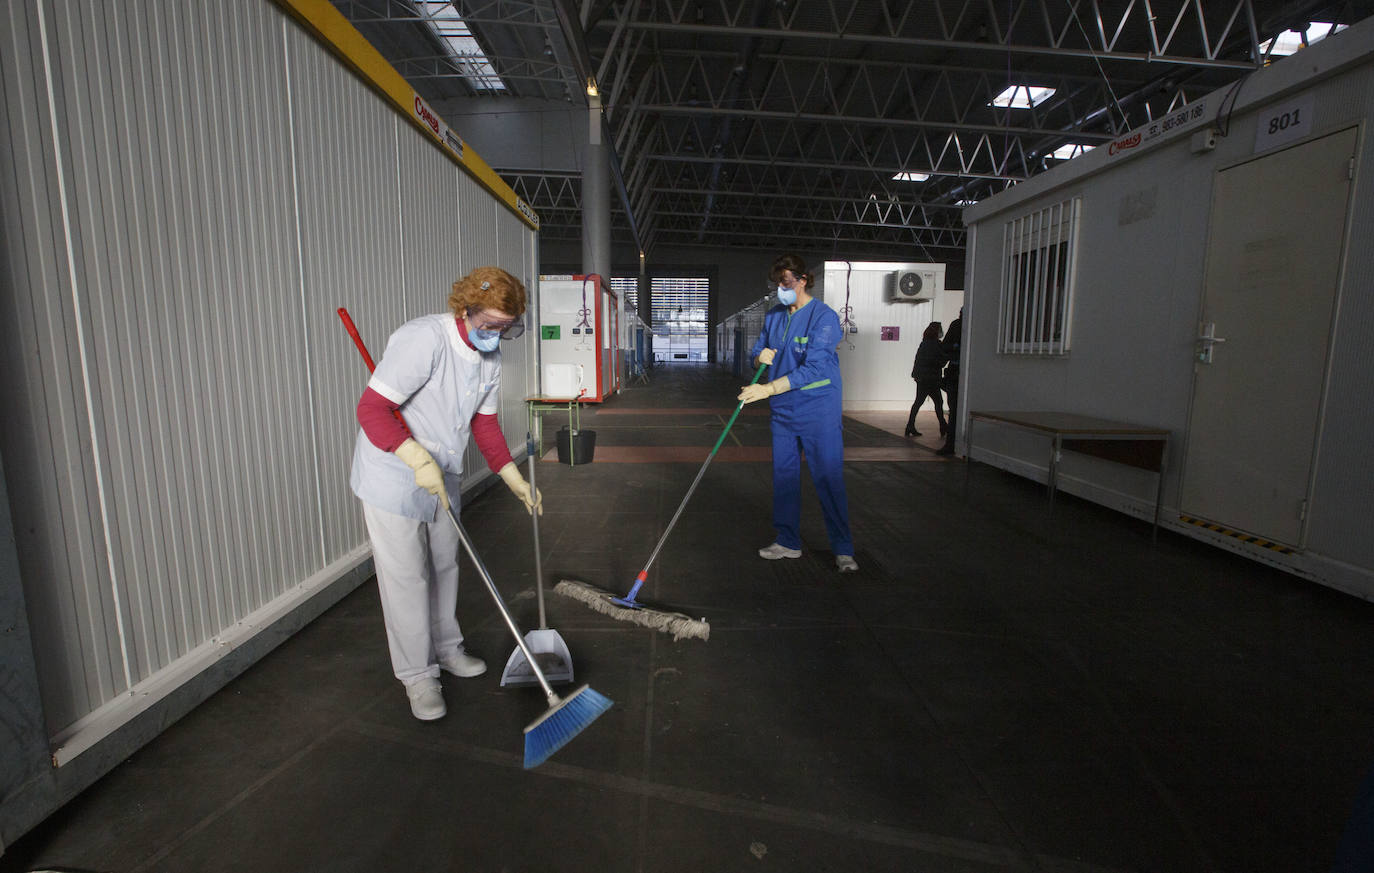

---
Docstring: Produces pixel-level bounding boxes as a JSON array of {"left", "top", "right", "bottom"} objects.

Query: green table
[{"left": 525, "top": 395, "right": 586, "bottom": 465}]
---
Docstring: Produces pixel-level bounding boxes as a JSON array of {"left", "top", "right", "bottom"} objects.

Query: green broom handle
[
  {"left": 708, "top": 363, "right": 767, "bottom": 456},
  {"left": 634, "top": 363, "right": 768, "bottom": 581}
]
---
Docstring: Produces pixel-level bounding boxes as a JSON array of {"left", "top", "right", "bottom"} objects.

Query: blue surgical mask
[
  {"left": 471, "top": 329, "right": 501, "bottom": 352},
  {"left": 777, "top": 285, "right": 797, "bottom": 306}
]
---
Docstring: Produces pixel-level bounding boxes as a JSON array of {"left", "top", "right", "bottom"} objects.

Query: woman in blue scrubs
[{"left": 738, "top": 254, "right": 858, "bottom": 573}]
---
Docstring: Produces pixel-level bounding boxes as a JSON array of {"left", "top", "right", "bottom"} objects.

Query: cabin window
[{"left": 999, "top": 198, "right": 1080, "bottom": 355}]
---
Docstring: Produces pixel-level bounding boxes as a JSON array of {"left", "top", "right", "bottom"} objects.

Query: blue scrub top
[{"left": 748, "top": 299, "right": 843, "bottom": 434}]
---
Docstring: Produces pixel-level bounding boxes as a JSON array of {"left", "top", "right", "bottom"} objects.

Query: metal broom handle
[
  {"left": 527, "top": 433, "right": 547, "bottom": 629},
  {"left": 444, "top": 507, "right": 557, "bottom": 701}
]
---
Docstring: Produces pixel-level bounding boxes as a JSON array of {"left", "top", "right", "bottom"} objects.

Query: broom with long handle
[
  {"left": 553, "top": 363, "right": 768, "bottom": 641},
  {"left": 337, "top": 307, "right": 610, "bottom": 768}
]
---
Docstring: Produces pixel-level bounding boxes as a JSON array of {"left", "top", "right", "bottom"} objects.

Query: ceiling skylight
[
  {"left": 414, "top": 1, "right": 506, "bottom": 92},
  {"left": 990, "top": 85, "right": 1055, "bottom": 109},
  {"left": 892, "top": 172, "right": 930, "bottom": 182},
  {"left": 1260, "top": 21, "right": 1347, "bottom": 57},
  {"left": 1049, "top": 144, "right": 1092, "bottom": 160}
]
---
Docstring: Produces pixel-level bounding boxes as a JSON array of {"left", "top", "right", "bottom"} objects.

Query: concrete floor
[{"left": 4, "top": 365, "right": 1373, "bottom": 873}]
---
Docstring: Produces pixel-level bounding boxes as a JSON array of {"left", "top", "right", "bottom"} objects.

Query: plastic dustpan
[{"left": 500, "top": 628, "right": 573, "bottom": 686}]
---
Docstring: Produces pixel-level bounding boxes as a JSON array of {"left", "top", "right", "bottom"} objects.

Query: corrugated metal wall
[{"left": 0, "top": 0, "right": 537, "bottom": 753}]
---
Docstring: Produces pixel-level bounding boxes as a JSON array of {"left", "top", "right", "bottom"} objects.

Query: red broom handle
[
  {"left": 337, "top": 307, "right": 411, "bottom": 435},
  {"left": 337, "top": 307, "right": 377, "bottom": 373}
]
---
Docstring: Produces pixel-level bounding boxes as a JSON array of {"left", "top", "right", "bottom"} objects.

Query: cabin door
[{"left": 1180, "top": 126, "right": 1355, "bottom": 547}]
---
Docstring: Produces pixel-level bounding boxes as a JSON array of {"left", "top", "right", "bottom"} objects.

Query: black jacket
[
  {"left": 941, "top": 318, "right": 962, "bottom": 378},
  {"left": 911, "top": 338, "right": 946, "bottom": 382}
]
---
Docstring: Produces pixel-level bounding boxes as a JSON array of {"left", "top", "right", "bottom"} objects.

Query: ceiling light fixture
[{"left": 892, "top": 171, "right": 930, "bottom": 182}]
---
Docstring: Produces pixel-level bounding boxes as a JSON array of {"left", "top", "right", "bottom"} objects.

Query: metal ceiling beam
[
  {"left": 655, "top": 47, "right": 1136, "bottom": 85},
  {"left": 646, "top": 225, "right": 966, "bottom": 252},
  {"left": 651, "top": 208, "right": 966, "bottom": 237},
  {"left": 650, "top": 186, "right": 969, "bottom": 210},
  {"left": 649, "top": 152, "right": 1026, "bottom": 184},
  {"left": 639, "top": 104, "right": 1117, "bottom": 142},
  {"left": 608, "top": 22, "right": 1261, "bottom": 71}
]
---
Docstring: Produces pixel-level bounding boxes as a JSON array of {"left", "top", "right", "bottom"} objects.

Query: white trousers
[{"left": 362, "top": 502, "right": 465, "bottom": 685}]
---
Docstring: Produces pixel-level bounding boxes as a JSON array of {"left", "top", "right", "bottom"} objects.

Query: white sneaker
[
  {"left": 836, "top": 555, "right": 859, "bottom": 573},
  {"left": 405, "top": 677, "right": 446, "bottom": 721},
  {"left": 758, "top": 543, "right": 802, "bottom": 560},
  {"left": 439, "top": 648, "right": 487, "bottom": 678}
]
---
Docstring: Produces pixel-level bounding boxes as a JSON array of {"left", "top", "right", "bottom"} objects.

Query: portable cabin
[
  {"left": 536, "top": 274, "right": 622, "bottom": 401},
  {"left": 960, "top": 17, "right": 1374, "bottom": 600}
]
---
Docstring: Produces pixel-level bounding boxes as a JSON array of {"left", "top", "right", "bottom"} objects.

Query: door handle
[{"left": 1197, "top": 322, "right": 1226, "bottom": 364}]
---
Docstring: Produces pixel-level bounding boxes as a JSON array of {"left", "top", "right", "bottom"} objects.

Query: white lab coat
[
  {"left": 349, "top": 313, "right": 503, "bottom": 685},
  {"left": 350, "top": 313, "right": 501, "bottom": 522}
]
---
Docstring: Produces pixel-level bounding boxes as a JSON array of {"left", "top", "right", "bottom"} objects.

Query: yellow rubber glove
[
  {"left": 738, "top": 375, "right": 790, "bottom": 405},
  {"left": 395, "top": 438, "right": 449, "bottom": 508},
  {"left": 497, "top": 462, "right": 543, "bottom": 515},
  {"left": 758, "top": 347, "right": 777, "bottom": 366}
]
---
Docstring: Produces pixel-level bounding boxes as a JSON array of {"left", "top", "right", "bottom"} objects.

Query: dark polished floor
[{"left": 4, "top": 364, "right": 1373, "bottom": 873}]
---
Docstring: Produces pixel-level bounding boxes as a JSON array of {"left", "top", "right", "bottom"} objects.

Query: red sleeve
[
  {"left": 357, "top": 387, "right": 411, "bottom": 452},
  {"left": 471, "top": 413, "right": 514, "bottom": 473}
]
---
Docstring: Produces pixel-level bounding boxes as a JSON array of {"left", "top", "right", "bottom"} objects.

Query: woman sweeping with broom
[
  {"left": 738, "top": 253, "right": 858, "bottom": 574},
  {"left": 350, "top": 267, "right": 543, "bottom": 721}
]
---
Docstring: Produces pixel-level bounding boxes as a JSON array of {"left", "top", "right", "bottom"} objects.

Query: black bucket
[{"left": 555, "top": 427, "right": 596, "bottom": 465}]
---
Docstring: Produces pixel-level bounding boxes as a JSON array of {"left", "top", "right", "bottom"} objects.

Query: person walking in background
[
  {"left": 350, "top": 267, "right": 543, "bottom": 721},
  {"left": 738, "top": 253, "right": 858, "bottom": 574},
  {"left": 906, "top": 321, "right": 947, "bottom": 438},
  {"left": 936, "top": 307, "right": 963, "bottom": 456}
]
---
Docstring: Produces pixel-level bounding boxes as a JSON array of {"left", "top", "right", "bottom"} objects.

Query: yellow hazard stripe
[
  {"left": 271, "top": 0, "right": 539, "bottom": 231},
  {"left": 1178, "top": 515, "right": 1296, "bottom": 554}
]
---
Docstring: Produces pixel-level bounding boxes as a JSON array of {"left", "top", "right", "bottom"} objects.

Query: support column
[
  {"left": 581, "top": 93, "right": 611, "bottom": 282},
  {"left": 638, "top": 249, "right": 649, "bottom": 325},
  {"left": 638, "top": 249, "right": 649, "bottom": 369}
]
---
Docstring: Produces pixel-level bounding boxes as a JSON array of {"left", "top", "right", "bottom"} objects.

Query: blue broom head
[{"left": 523, "top": 685, "right": 614, "bottom": 769}]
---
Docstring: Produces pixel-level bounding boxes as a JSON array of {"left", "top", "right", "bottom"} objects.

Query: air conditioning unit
[{"left": 890, "top": 270, "right": 935, "bottom": 302}]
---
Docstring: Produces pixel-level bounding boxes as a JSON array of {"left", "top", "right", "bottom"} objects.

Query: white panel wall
[
  {"left": 825, "top": 262, "right": 948, "bottom": 411},
  {"left": 0, "top": 0, "right": 537, "bottom": 765}
]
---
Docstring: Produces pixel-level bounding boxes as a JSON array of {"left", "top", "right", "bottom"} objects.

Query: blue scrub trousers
[{"left": 771, "top": 426, "right": 853, "bottom": 556}]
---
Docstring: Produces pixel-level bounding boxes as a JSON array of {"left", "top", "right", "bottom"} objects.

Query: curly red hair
[{"left": 447, "top": 266, "right": 527, "bottom": 318}]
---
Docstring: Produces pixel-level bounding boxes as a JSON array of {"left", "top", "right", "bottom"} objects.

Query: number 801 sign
[{"left": 1255, "top": 94, "right": 1315, "bottom": 153}]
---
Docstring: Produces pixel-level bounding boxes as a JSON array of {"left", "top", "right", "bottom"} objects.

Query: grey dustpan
[
  {"left": 501, "top": 435, "right": 573, "bottom": 687},
  {"left": 500, "top": 628, "right": 573, "bottom": 686}
]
